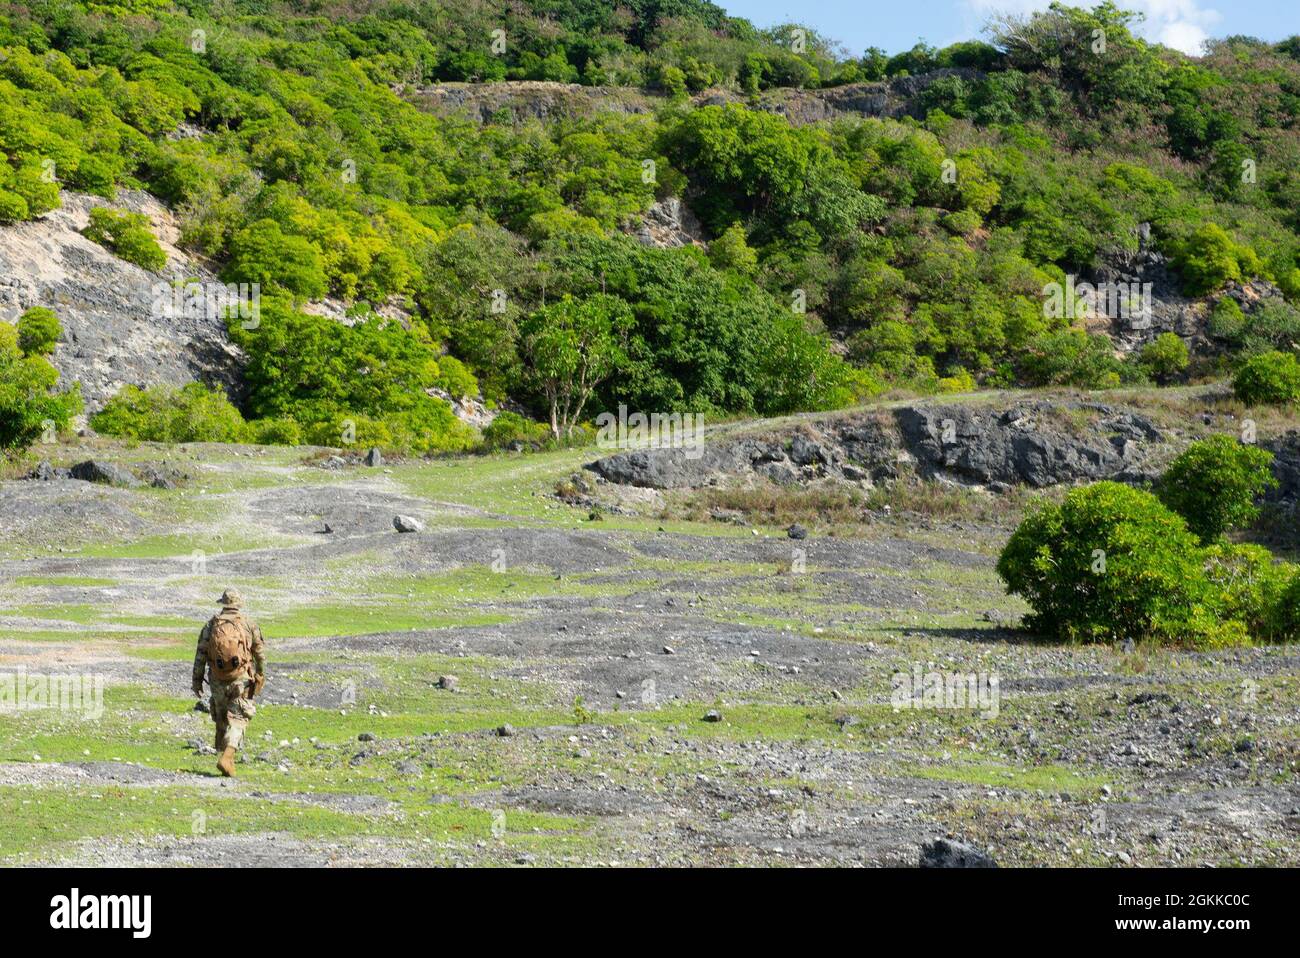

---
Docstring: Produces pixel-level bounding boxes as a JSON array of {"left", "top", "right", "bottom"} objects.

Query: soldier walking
[{"left": 192, "top": 590, "right": 266, "bottom": 777}]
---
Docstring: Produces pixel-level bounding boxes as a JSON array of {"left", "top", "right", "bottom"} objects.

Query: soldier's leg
[
  {"left": 223, "top": 687, "right": 257, "bottom": 752},
  {"left": 210, "top": 684, "right": 229, "bottom": 749}
]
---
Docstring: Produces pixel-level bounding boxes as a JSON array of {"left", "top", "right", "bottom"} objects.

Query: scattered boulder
[
  {"left": 703, "top": 709, "right": 723, "bottom": 723},
  {"left": 136, "top": 462, "right": 190, "bottom": 489},
  {"left": 393, "top": 515, "right": 423, "bottom": 533},
  {"left": 496, "top": 724, "right": 515, "bottom": 737},
  {"left": 27, "top": 461, "right": 69, "bottom": 481},
  {"left": 786, "top": 523, "right": 807, "bottom": 540},
  {"left": 364, "top": 447, "right": 383, "bottom": 467},
  {"left": 69, "top": 459, "right": 139, "bottom": 487},
  {"left": 919, "top": 838, "right": 997, "bottom": 868},
  {"left": 436, "top": 675, "right": 459, "bottom": 691}
]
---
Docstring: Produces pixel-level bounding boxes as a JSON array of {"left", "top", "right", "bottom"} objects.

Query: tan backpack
[{"left": 208, "top": 614, "right": 251, "bottom": 681}]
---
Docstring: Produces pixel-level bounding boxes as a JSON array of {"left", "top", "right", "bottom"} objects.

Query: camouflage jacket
[{"left": 193, "top": 611, "right": 266, "bottom": 686}]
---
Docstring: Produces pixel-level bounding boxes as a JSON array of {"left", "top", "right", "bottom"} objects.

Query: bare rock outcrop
[
  {"left": 401, "top": 72, "right": 982, "bottom": 128},
  {"left": 0, "top": 190, "right": 241, "bottom": 412},
  {"left": 586, "top": 399, "right": 1172, "bottom": 493}
]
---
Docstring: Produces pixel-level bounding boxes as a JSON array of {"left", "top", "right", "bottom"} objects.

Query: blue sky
[{"left": 719, "top": 0, "right": 1299, "bottom": 56}]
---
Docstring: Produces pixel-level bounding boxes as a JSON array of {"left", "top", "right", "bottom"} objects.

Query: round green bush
[
  {"left": 996, "top": 482, "right": 1243, "bottom": 647},
  {"left": 0, "top": 351, "right": 82, "bottom": 455},
  {"left": 1270, "top": 572, "right": 1300, "bottom": 642},
  {"left": 1137, "top": 332, "right": 1188, "bottom": 383},
  {"left": 1206, "top": 297, "right": 1246, "bottom": 342},
  {"left": 1157, "top": 435, "right": 1276, "bottom": 544},
  {"left": 16, "top": 307, "right": 61, "bottom": 356},
  {"left": 1233, "top": 350, "right": 1300, "bottom": 406}
]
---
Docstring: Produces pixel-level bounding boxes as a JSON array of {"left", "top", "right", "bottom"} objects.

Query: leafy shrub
[
  {"left": 83, "top": 208, "right": 167, "bottom": 272},
  {"left": 1018, "top": 330, "right": 1122, "bottom": 388},
  {"left": 1136, "top": 332, "right": 1188, "bottom": 383},
  {"left": 1233, "top": 350, "right": 1300, "bottom": 405},
  {"left": 303, "top": 413, "right": 392, "bottom": 450},
  {"left": 1171, "top": 224, "right": 1261, "bottom": 296},
  {"left": 249, "top": 418, "right": 303, "bottom": 446},
  {"left": 1270, "top": 573, "right": 1300, "bottom": 642},
  {"left": 432, "top": 355, "right": 479, "bottom": 400},
  {"left": 91, "top": 382, "right": 248, "bottom": 444},
  {"left": 1207, "top": 297, "right": 1246, "bottom": 342},
  {"left": 1202, "top": 544, "right": 1297, "bottom": 643},
  {"left": 940, "top": 209, "right": 982, "bottom": 236},
  {"left": 996, "top": 482, "right": 1244, "bottom": 648},
  {"left": 1234, "top": 300, "right": 1300, "bottom": 356},
  {"left": 224, "top": 220, "right": 328, "bottom": 301},
  {"left": 1157, "top": 435, "right": 1277, "bottom": 544},
  {"left": 16, "top": 307, "right": 61, "bottom": 356},
  {"left": 228, "top": 300, "right": 477, "bottom": 454},
  {"left": 481, "top": 411, "right": 552, "bottom": 450}
]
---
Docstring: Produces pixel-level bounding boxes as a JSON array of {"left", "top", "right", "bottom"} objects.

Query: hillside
[{"left": 2, "top": 2, "right": 1300, "bottom": 454}]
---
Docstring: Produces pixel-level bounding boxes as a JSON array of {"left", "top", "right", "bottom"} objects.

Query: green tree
[
  {"left": 1137, "top": 332, "right": 1189, "bottom": 383},
  {"left": 0, "top": 332, "right": 82, "bottom": 456},
  {"left": 520, "top": 294, "right": 630, "bottom": 438},
  {"left": 225, "top": 220, "right": 328, "bottom": 301},
  {"left": 708, "top": 223, "right": 758, "bottom": 275}
]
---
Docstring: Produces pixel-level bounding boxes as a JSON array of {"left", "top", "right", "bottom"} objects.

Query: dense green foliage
[
  {"left": 1000, "top": 451, "right": 1298, "bottom": 647},
  {"left": 1136, "top": 332, "right": 1189, "bottom": 383},
  {"left": 226, "top": 299, "right": 479, "bottom": 453},
  {"left": 1202, "top": 543, "right": 1297, "bottom": 644},
  {"left": 1157, "top": 436, "right": 1277, "bottom": 543},
  {"left": 0, "top": 1, "right": 1298, "bottom": 428},
  {"left": 1233, "top": 350, "right": 1300, "bottom": 405}
]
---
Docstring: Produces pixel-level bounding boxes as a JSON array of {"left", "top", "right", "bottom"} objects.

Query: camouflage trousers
[{"left": 209, "top": 677, "right": 257, "bottom": 752}]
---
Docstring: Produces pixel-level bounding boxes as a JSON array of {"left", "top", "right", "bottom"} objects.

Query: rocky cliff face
[
  {"left": 1087, "top": 225, "right": 1286, "bottom": 355},
  {"left": 0, "top": 189, "right": 241, "bottom": 413},
  {"left": 399, "top": 81, "right": 659, "bottom": 123},
  {"left": 587, "top": 399, "right": 1181, "bottom": 493},
  {"left": 400, "top": 72, "right": 975, "bottom": 127}
]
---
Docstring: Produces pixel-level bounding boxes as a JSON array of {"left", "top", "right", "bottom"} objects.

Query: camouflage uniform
[{"left": 192, "top": 592, "right": 266, "bottom": 759}]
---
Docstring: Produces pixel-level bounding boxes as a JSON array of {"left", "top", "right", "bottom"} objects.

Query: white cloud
[{"left": 961, "top": 0, "right": 1223, "bottom": 56}]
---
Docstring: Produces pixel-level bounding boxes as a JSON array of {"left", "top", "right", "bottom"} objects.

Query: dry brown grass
[{"left": 666, "top": 476, "right": 1059, "bottom": 532}]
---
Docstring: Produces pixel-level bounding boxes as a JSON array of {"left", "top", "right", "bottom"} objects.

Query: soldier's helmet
[{"left": 218, "top": 589, "right": 243, "bottom": 610}]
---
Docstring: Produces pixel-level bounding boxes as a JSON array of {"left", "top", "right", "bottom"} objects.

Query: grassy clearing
[
  {"left": 0, "top": 782, "right": 592, "bottom": 864},
  {"left": 10, "top": 576, "right": 117, "bottom": 588},
  {"left": 901, "top": 750, "right": 1112, "bottom": 794}
]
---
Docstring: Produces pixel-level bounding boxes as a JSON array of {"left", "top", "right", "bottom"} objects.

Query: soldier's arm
[
  {"left": 192, "top": 624, "right": 210, "bottom": 688},
  {"left": 250, "top": 625, "right": 266, "bottom": 675}
]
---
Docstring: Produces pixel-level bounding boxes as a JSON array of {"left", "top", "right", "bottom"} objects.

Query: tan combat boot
[{"left": 217, "top": 745, "right": 237, "bottom": 777}]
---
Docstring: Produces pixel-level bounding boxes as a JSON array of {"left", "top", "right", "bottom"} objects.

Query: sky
[{"left": 718, "top": 0, "right": 1300, "bottom": 57}]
